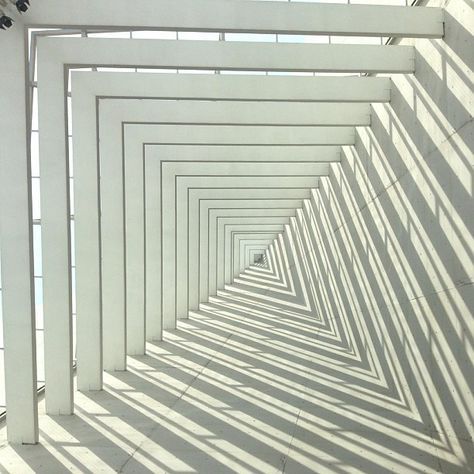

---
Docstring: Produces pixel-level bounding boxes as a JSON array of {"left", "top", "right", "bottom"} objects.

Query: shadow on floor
[{"left": 0, "top": 260, "right": 472, "bottom": 473}]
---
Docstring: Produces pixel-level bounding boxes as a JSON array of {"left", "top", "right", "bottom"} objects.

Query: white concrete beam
[
  {"left": 73, "top": 69, "right": 378, "bottom": 362},
  {"left": 234, "top": 236, "right": 280, "bottom": 281},
  {"left": 96, "top": 96, "right": 348, "bottom": 349},
  {"left": 193, "top": 188, "right": 311, "bottom": 312},
  {"left": 107, "top": 100, "right": 372, "bottom": 127},
  {"left": 58, "top": 46, "right": 386, "bottom": 386},
  {"left": 25, "top": 0, "right": 444, "bottom": 38},
  {"left": 76, "top": 71, "right": 392, "bottom": 103},
  {"left": 200, "top": 177, "right": 317, "bottom": 297},
  {"left": 40, "top": 37, "right": 415, "bottom": 74},
  {"left": 189, "top": 196, "right": 304, "bottom": 318},
  {"left": 218, "top": 220, "right": 290, "bottom": 291},
  {"left": 163, "top": 162, "right": 327, "bottom": 327},
  {"left": 212, "top": 210, "right": 296, "bottom": 291},
  {"left": 84, "top": 85, "right": 344, "bottom": 368},
  {"left": 96, "top": 95, "right": 358, "bottom": 354},
  {"left": 236, "top": 239, "right": 276, "bottom": 278},
  {"left": 117, "top": 124, "right": 345, "bottom": 347},
  {"left": 167, "top": 175, "right": 317, "bottom": 320},
  {"left": 36, "top": 25, "right": 401, "bottom": 400},
  {"left": 246, "top": 246, "right": 270, "bottom": 272},
  {"left": 137, "top": 125, "right": 355, "bottom": 145}
]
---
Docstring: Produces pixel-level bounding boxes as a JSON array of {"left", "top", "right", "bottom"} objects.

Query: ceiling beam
[
  {"left": 26, "top": 0, "right": 444, "bottom": 38},
  {"left": 75, "top": 71, "right": 391, "bottom": 103},
  {"left": 102, "top": 99, "right": 372, "bottom": 127},
  {"left": 41, "top": 37, "right": 415, "bottom": 74}
]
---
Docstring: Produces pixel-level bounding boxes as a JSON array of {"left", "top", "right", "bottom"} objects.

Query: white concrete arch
[{"left": 1, "top": 7, "right": 471, "bottom": 474}]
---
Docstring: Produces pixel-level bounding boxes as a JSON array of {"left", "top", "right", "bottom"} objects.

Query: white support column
[
  {"left": 161, "top": 163, "right": 176, "bottom": 330},
  {"left": 37, "top": 35, "right": 74, "bottom": 414},
  {"left": 70, "top": 80, "right": 103, "bottom": 391},
  {"left": 124, "top": 136, "right": 146, "bottom": 355},
  {"left": 98, "top": 114, "right": 127, "bottom": 370},
  {"left": 0, "top": 27, "right": 39, "bottom": 444},
  {"left": 145, "top": 159, "right": 162, "bottom": 341},
  {"left": 176, "top": 179, "right": 191, "bottom": 319}
]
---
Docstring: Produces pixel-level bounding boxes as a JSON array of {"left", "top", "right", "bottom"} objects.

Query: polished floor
[{"left": 0, "top": 263, "right": 472, "bottom": 473}]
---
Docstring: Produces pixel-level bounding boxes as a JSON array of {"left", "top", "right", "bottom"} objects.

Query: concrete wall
[{"left": 287, "top": 0, "right": 473, "bottom": 464}]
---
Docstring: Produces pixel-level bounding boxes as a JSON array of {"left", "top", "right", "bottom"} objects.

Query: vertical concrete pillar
[
  {"left": 70, "top": 79, "right": 103, "bottom": 390},
  {"left": 161, "top": 165, "right": 177, "bottom": 330},
  {"left": 124, "top": 137, "right": 146, "bottom": 353},
  {"left": 0, "top": 27, "right": 39, "bottom": 444},
  {"left": 145, "top": 158, "right": 162, "bottom": 341},
  {"left": 37, "top": 39, "right": 74, "bottom": 414},
  {"left": 176, "top": 180, "right": 190, "bottom": 319},
  {"left": 99, "top": 114, "right": 126, "bottom": 370}
]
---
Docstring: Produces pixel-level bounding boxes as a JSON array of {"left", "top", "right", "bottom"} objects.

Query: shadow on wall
[{"left": 302, "top": 0, "right": 473, "bottom": 466}]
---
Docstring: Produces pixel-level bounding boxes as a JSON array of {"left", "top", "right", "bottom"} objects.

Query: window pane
[
  {"left": 31, "top": 131, "right": 40, "bottom": 177},
  {"left": 33, "top": 224, "right": 42, "bottom": 277},
  {"left": 31, "top": 87, "right": 38, "bottom": 131},
  {"left": 34, "top": 277, "right": 43, "bottom": 330},
  {"left": 132, "top": 31, "right": 176, "bottom": 40},
  {"left": 32, "top": 177, "right": 41, "bottom": 220}
]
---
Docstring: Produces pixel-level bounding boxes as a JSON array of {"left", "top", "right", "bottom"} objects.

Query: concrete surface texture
[
  {"left": 0, "top": 0, "right": 472, "bottom": 472},
  {"left": 0, "top": 241, "right": 472, "bottom": 473}
]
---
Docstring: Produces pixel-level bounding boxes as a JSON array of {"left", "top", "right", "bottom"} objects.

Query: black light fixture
[
  {"left": 0, "top": 11, "right": 13, "bottom": 29},
  {"left": 0, "top": 0, "right": 31, "bottom": 31},
  {"left": 14, "top": 0, "right": 29, "bottom": 13}
]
